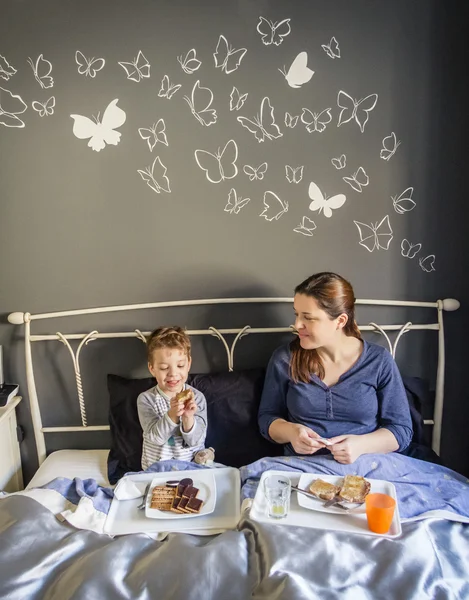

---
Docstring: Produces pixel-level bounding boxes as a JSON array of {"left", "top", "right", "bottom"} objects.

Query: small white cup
[{"left": 264, "top": 474, "right": 291, "bottom": 519}]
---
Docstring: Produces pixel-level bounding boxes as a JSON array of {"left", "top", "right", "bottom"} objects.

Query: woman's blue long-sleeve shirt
[{"left": 258, "top": 340, "right": 413, "bottom": 455}]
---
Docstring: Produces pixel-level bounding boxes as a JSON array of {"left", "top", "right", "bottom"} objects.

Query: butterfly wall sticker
[
  {"left": 285, "top": 165, "right": 304, "bottom": 184},
  {"left": 354, "top": 215, "right": 393, "bottom": 252},
  {"left": 75, "top": 51, "right": 105, "bottom": 78},
  {"left": 243, "top": 163, "right": 268, "bottom": 181},
  {"left": 284, "top": 112, "right": 299, "bottom": 128},
  {"left": 194, "top": 139, "right": 238, "bottom": 184},
  {"left": 224, "top": 188, "right": 251, "bottom": 215},
  {"left": 213, "top": 35, "right": 247, "bottom": 74},
  {"left": 137, "top": 156, "right": 171, "bottom": 194},
  {"left": 183, "top": 80, "right": 217, "bottom": 126},
  {"left": 260, "top": 191, "right": 289, "bottom": 221},
  {"left": 343, "top": 167, "right": 369, "bottom": 193},
  {"left": 27, "top": 54, "right": 53, "bottom": 89},
  {"left": 278, "top": 52, "right": 314, "bottom": 89},
  {"left": 322, "top": 37, "right": 341, "bottom": 59},
  {"left": 392, "top": 187, "right": 415, "bottom": 214},
  {"left": 138, "top": 119, "right": 168, "bottom": 151},
  {"left": 380, "top": 132, "right": 401, "bottom": 161},
  {"left": 158, "top": 74, "right": 182, "bottom": 99},
  {"left": 301, "top": 107, "right": 332, "bottom": 133},
  {"left": 419, "top": 255, "right": 436, "bottom": 273},
  {"left": 294, "top": 216, "right": 317, "bottom": 237},
  {"left": 308, "top": 181, "right": 346, "bottom": 218},
  {"left": 237, "top": 96, "right": 282, "bottom": 143},
  {"left": 32, "top": 96, "right": 55, "bottom": 117},
  {"left": 331, "top": 154, "right": 346, "bottom": 170},
  {"left": 229, "top": 87, "right": 248, "bottom": 111},
  {"left": 0, "top": 86, "right": 27, "bottom": 128},
  {"left": 256, "top": 17, "right": 291, "bottom": 45},
  {"left": 401, "top": 239, "right": 421, "bottom": 259},
  {"left": 0, "top": 55, "right": 17, "bottom": 81},
  {"left": 118, "top": 51, "right": 150, "bottom": 82},
  {"left": 70, "top": 98, "right": 126, "bottom": 152},
  {"left": 177, "top": 49, "right": 201, "bottom": 75},
  {"left": 337, "top": 90, "right": 378, "bottom": 133}
]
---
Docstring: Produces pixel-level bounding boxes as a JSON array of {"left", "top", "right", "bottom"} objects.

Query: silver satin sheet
[{"left": 1, "top": 496, "right": 468, "bottom": 600}]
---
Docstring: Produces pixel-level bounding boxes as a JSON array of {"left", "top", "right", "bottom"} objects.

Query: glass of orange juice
[{"left": 365, "top": 493, "right": 396, "bottom": 534}]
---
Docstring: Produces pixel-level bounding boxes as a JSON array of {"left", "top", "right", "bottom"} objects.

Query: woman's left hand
[{"left": 327, "top": 434, "right": 365, "bottom": 464}]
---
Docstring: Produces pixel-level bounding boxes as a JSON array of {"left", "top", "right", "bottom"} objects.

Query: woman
[{"left": 258, "top": 272, "right": 413, "bottom": 464}]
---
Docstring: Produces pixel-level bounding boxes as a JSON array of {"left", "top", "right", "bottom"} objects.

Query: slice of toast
[
  {"left": 309, "top": 479, "right": 339, "bottom": 501},
  {"left": 175, "top": 389, "right": 192, "bottom": 406},
  {"left": 338, "top": 475, "right": 371, "bottom": 503}
]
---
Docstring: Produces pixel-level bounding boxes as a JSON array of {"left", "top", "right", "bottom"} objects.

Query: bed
[{"left": 1, "top": 296, "right": 469, "bottom": 600}]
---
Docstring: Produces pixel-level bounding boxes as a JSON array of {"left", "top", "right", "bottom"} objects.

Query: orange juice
[{"left": 365, "top": 493, "right": 396, "bottom": 534}]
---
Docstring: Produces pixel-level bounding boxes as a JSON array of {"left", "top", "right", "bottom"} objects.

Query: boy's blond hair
[{"left": 146, "top": 326, "right": 191, "bottom": 363}]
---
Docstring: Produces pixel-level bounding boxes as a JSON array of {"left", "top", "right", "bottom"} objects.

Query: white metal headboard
[{"left": 8, "top": 296, "right": 460, "bottom": 466}]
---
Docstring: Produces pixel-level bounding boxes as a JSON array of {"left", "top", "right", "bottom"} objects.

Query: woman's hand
[
  {"left": 289, "top": 424, "right": 327, "bottom": 455},
  {"left": 328, "top": 434, "right": 364, "bottom": 464}
]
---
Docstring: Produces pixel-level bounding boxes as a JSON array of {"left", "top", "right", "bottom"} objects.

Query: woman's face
[{"left": 293, "top": 294, "right": 341, "bottom": 350}]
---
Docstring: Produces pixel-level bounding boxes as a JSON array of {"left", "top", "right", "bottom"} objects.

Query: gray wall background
[{"left": 1, "top": 0, "right": 468, "bottom": 483}]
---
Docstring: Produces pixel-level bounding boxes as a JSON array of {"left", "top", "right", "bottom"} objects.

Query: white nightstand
[{"left": 0, "top": 396, "right": 24, "bottom": 492}]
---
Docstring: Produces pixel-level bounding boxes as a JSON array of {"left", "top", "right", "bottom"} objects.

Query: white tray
[
  {"left": 250, "top": 470, "right": 402, "bottom": 539},
  {"left": 145, "top": 471, "right": 216, "bottom": 519},
  {"left": 104, "top": 468, "right": 240, "bottom": 535}
]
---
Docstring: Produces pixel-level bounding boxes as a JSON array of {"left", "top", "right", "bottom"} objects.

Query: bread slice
[
  {"left": 175, "top": 389, "right": 192, "bottom": 406},
  {"left": 338, "top": 475, "right": 370, "bottom": 503},
  {"left": 309, "top": 479, "right": 339, "bottom": 501}
]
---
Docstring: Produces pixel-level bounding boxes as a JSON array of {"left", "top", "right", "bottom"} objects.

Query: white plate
[
  {"left": 250, "top": 470, "right": 402, "bottom": 538},
  {"left": 145, "top": 471, "right": 217, "bottom": 519}
]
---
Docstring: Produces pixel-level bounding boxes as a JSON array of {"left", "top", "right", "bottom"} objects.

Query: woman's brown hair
[{"left": 290, "top": 272, "right": 362, "bottom": 383}]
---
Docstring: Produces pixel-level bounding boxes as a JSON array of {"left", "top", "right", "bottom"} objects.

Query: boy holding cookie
[{"left": 137, "top": 326, "right": 207, "bottom": 470}]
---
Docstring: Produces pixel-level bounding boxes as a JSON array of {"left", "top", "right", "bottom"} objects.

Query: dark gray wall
[{"left": 1, "top": 0, "right": 468, "bottom": 483}]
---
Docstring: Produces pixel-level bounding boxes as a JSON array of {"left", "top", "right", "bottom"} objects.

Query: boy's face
[{"left": 148, "top": 347, "right": 191, "bottom": 395}]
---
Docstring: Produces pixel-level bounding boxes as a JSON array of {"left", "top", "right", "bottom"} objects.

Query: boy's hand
[
  {"left": 168, "top": 395, "right": 185, "bottom": 423},
  {"left": 181, "top": 391, "right": 197, "bottom": 432}
]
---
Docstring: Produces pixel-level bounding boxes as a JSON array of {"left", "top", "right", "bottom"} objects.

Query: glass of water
[{"left": 264, "top": 474, "right": 291, "bottom": 519}]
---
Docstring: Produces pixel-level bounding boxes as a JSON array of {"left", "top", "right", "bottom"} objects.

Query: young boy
[{"left": 137, "top": 326, "right": 207, "bottom": 470}]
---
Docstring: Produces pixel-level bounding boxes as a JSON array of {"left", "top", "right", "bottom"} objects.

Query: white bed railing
[{"left": 8, "top": 297, "right": 460, "bottom": 466}]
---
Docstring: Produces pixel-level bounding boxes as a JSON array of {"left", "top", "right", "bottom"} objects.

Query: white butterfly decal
[
  {"left": 230, "top": 87, "right": 248, "bottom": 111},
  {"left": 260, "top": 191, "right": 289, "bottom": 221},
  {"left": 0, "top": 86, "right": 27, "bottom": 128},
  {"left": 158, "top": 74, "right": 182, "bottom": 99},
  {"left": 243, "top": 163, "right": 268, "bottom": 181},
  {"left": 322, "top": 36, "right": 341, "bottom": 59},
  {"left": 278, "top": 52, "right": 314, "bottom": 89},
  {"left": 70, "top": 98, "right": 126, "bottom": 152},
  {"left": 294, "top": 216, "right": 317, "bottom": 237},
  {"left": 138, "top": 119, "right": 168, "bottom": 151},
  {"left": 285, "top": 165, "right": 304, "bottom": 184},
  {"left": 354, "top": 215, "right": 393, "bottom": 252},
  {"left": 308, "top": 181, "right": 346, "bottom": 218},
  {"left": 213, "top": 35, "right": 247, "bottom": 74},
  {"left": 0, "top": 55, "right": 17, "bottom": 81},
  {"left": 183, "top": 80, "right": 217, "bottom": 126},
  {"left": 75, "top": 51, "right": 105, "bottom": 78},
  {"left": 32, "top": 96, "right": 55, "bottom": 117},
  {"left": 337, "top": 90, "right": 378, "bottom": 133},
  {"left": 256, "top": 17, "right": 291, "bottom": 46},
  {"left": 177, "top": 49, "right": 202, "bottom": 75},
  {"left": 138, "top": 156, "right": 171, "bottom": 194},
  {"left": 381, "top": 132, "right": 401, "bottom": 161},
  {"left": 419, "top": 255, "right": 436, "bottom": 273},
  {"left": 118, "top": 51, "right": 150, "bottom": 82},
  {"left": 284, "top": 112, "right": 299, "bottom": 128},
  {"left": 343, "top": 167, "right": 369, "bottom": 193},
  {"left": 224, "top": 188, "right": 251, "bottom": 215},
  {"left": 237, "top": 96, "right": 282, "bottom": 143},
  {"left": 392, "top": 187, "right": 415, "bottom": 214},
  {"left": 194, "top": 139, "right": 238, "bottom": 184},
  {"left": 401, "top": 239, "right": 421, "bottom": 259},
  {"left": 27, "top": 54, "right": 54, "bottom": 89},
  {"left": 331, "top": 154, "right": 346, "bottom": 170},
  {"left": 301, "top": 107, "right": 332, "bottom": 133}
]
